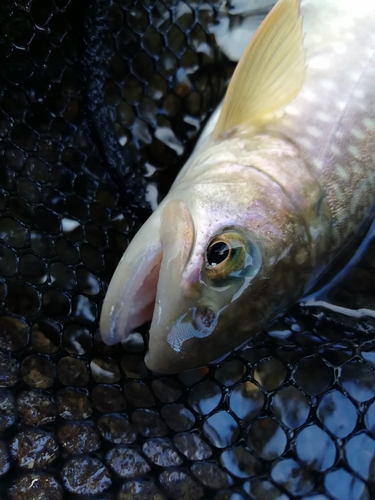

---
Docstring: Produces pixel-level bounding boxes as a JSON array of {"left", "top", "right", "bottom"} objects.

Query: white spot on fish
[
  {"left": 350, "top": 128, "right": 366, "bottom": 140},
  {"left": 335, "top": 15, "right": 354, "bottom": 30},
  {"left": 347, "top": 145, "right": 361, "bottom": 158},
  {"left": 286, "top": 105, "right": 300, "bottom": 117},
  {"left": 335, "top": 100, "right": 346, "bottom": 111},
  {"left": 353, "top": 89, "right": 365, "bottom": 100},
  {"left": 363, "top": 117, "right": 375, "bottom": 131},
  {"left": 309, "top": 55, "right": 330, "bottom": 70},
  {"left": 298, "top": 137, "right": 314, "bottom": 149},
  {"left": 306, "top": 125, "right": 322, "bottom": 138},
  {"left": 336, "top": 165, "right": 349, "bottom": 181},
  {"left": 321, "top": 80, "right": 337, "bottom": 91},
  {"left": 335, "top": 130, "right": 344, "bottom": 140},
  {"left": 349, "top": 71, "right": 361, "bottom": 81},
  {"left": 333, "top": 43, "right": 347, "bottom": 54},
  {"left": 303, "top": 90, "right": 318, "bottom": 103},
  {"left": 316, "top": 111, "right": 333, "bottom": 123},
  {"left": 311, "top": 158, "right": 324, "bottom": 170}
]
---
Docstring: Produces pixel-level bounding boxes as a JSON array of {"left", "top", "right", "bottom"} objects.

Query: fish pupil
[{"left": 207, "top": 242, "right": 230, "bottom": 267}]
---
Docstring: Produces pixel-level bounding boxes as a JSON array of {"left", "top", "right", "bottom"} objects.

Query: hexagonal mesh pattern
[{"left": 1, "top": 1, "right": 375, "bottom": 499}]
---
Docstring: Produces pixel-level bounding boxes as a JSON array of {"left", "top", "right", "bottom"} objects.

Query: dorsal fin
[{"left": 213, "top": 0, "right": 306, "bottom": 138}]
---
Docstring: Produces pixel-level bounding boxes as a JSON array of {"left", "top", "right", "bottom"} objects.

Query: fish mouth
[
  {"left": 100, "top": 199, "right": 195, "bottom": 369},
  {"left": 99, "top": 219, "right": 163, "bottom": 345},
  {"left": 116, "top": 247, "right": 162, "bottom": 337}
]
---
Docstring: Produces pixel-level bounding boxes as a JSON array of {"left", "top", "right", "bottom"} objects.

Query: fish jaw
[
  {"left": 99, "top": 211, "right": 163, "bottom": 346},
  {"left": 99, "top": 198, "right": 196, "bottom": 349}
]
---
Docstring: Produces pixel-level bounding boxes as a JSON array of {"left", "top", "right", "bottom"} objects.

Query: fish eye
[{"left": 205, "top": 231, "right": 246, "bottom": 279}]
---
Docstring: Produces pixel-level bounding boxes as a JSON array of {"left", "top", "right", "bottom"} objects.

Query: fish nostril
[{"left": 193, "top": 307, "right": 216, "bottom": 331}]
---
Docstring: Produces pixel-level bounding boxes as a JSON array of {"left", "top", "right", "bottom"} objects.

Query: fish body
[{"left": 100, "top": 0, "right": 375, "bottom": 373}]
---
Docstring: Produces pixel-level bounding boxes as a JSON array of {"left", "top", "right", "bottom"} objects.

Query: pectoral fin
[{"left": 213, "top": 0, "right": 306, "bottom": 137}]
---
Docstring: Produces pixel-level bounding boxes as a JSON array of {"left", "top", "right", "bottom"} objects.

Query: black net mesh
[{"left": 1, "top": 1, "right": 375, "bottom": 499}]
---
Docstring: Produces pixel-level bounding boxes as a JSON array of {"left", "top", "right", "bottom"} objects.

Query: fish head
[
  {"left": 100, "top": 157, "right": 306, "bottom": 373},
  {"left": 100, "top": 0, "right": 312, "bottom": 372}
]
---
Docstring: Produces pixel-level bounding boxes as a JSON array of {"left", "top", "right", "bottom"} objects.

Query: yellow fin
[{"left": 213, "top": 0, "right": 306, "bottom": 138}]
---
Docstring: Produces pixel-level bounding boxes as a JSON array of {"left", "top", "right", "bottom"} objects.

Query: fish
[{"left": 100, "top": 0, "right": 375, "bottom": 373}]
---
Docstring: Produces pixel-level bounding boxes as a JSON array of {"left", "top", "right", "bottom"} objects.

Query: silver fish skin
[{"left": 100, "top": 0, "right": 375, "bottom": 373}]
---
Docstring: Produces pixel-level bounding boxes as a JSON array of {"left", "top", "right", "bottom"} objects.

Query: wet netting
[{"left": 1, "top": 0, "right": 375, "bottom": 498}]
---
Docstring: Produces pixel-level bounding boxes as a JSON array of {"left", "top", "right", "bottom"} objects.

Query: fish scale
[{"left": 274, "top": 1, "right": 375, "bottom": 243}]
